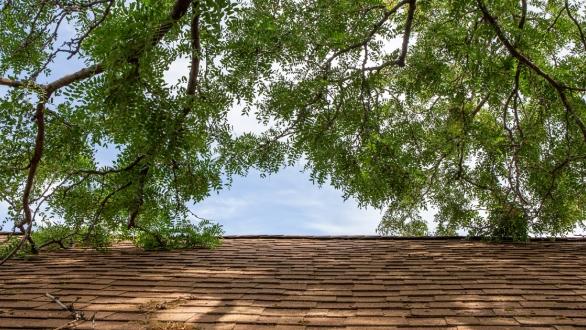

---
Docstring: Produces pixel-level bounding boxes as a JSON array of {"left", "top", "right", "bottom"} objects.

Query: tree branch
[
  {"left": 477, "top": 0, "right": 581, "bottom": 91},
  {"left": 45, "top": 0, "right": 193, "bottom": 93},
  {"left": 321, "top": 0, "right": 411, "bottom": 70},
  {"left": 0, "top": 77, "right": 25, "bottom": 88},
  {"left": 518, "top": 0, "right": 527, "bottom": 30},
  {"left": 396, "top": 0, "right": 416, "bottom": 67},
  {"left": 477, "top": 0, "right": 586, "bottom": 142},
  {"left": 75, "top": 155, "right": 145, "bottom": 176},
  {"left": 62, "top": 0, "right": 116, "bottom": 60},
  {"left": 84, "top": 180, "right": 133, "bottom": 240},
  {"left": 565, "top": 0, "right": 586, "bottom": 52},
  {"left": 185, "top": 1, "right": 200, "bottom": 98},
  {"left": 21, "top": 102, "right": 47, "bottom": 253},
  {"left": 0, "top": 101, "right": 47, "bottom": 265},
  {"left": 46, "top": 64, "right": 103, "bottom": 93},
  {"left": 168, "top": 1, "right": 201, "bottom": 152},
  {"left": 127, "top": 166, "right": 148, "bottom": 229}
]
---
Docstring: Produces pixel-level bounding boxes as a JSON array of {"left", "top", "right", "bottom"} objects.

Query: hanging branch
[{"left": 0, "top": 101, "right": 47, "bottom": 265}]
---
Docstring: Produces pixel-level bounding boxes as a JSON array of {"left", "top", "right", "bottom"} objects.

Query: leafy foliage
[
  {"left": 0, "top": 223, "right": 113, "bottom": 259},
  {"left": 131, "top": 220, "right": 223, "bottom": 250},
  {"left": 0, "top": 0, "right": 585, "bottom": 260},
  {"left": 218, "top": 0, "right": 586, "bottom": 239},
  {"left": 0, "top": 236, "right": 30, "bottom": 260}
]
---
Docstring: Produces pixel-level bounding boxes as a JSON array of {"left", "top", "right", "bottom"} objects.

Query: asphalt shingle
[{"left": 0, "top": 237, "right": 585, "bottom": 329}]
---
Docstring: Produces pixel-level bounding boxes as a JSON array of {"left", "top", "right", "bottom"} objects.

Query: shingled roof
[{"left": 1, "top": 236, "right": 586, "bottom": 329}]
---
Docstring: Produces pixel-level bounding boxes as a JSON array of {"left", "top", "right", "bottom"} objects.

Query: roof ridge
[
  {"left": 2, "top": 232, "right": 585, "bottom": 242},
  {"left": 222, "top": 234, "right": 586, "bottom": 242}
]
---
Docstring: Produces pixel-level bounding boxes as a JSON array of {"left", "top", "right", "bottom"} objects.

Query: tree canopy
[{"left": 1, "top": 0, "right": 585, "bottom": 260}]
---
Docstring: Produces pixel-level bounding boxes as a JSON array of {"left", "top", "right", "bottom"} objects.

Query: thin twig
[{"left": 45, "top": 292, "right": 89, "bottom": 323}]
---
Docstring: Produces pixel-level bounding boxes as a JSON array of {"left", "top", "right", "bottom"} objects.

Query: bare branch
[
  {"left": 0, "top": 77, "right": 25, "bottom": 88},
  {"left": 45, "top": 292, "right": 86, "bottom": 321}
]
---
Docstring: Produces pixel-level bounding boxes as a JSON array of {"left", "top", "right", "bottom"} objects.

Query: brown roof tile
[{"left": 1, "top": 237, "right": 585, "bottom": 329}]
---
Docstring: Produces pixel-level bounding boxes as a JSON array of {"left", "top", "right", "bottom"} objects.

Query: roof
[{"left": 1, "top": 237, "right": 586, "bottom": 329}]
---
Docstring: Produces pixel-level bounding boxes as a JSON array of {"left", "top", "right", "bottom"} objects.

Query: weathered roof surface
[{"left": 1, "top": 237, "right": 586, "bottom": 329}]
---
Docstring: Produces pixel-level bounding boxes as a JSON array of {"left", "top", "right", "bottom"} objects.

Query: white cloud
[
  {"left": 0, "top": 201, "right": 10, "bottom": 232},
  {"left": 227, "top": 103, "right": 272, "bottom": 136},
  {"left": 163, "top": 56, "right": 190, "bottom": 88},
  {"left": 304, "top": 204, "right": 382, "bottom": 235},
  {"left": 190, "top": 166, "right": 385, "bottom": 235}
]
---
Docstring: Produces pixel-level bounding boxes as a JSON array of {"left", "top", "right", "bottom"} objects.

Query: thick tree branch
[
  {"left": 168, "top": 1, "right": 201, "bottom": 152},
  {"left": 396, "top": 0, "right": 416, "bottom": 67},
  {"left": 518, "top": 0, "right": 527, "bottom": 30},
  {"left": 46, "top": 64, "right": 103, "bottom": 93},
  {"left": 185, "top": 1, "right": 201, "bottom": 98},
  {"left": 0, "top": 77, "right": 25, "bottom": 88},
  {"left": 21, "top": 102, "right": 47, "bottom": 252},
  {"left": 0, "top": 101, "right": 47, "bottom": 265}
]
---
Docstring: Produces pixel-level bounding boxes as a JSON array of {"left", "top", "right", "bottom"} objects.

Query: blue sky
[{"left": 184, "top": 168, "right": 382, "bottom": 235}]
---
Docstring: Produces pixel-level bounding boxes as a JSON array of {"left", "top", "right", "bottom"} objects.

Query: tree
[
  {"left": 218, "top": 0, "right": 586, "bottom": 239},
  {"left": 0, "top": 0, "right": 242, "bottom": 261},
  {"left": 1, "top": 0, "right": 585, "bottom": 262}
]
